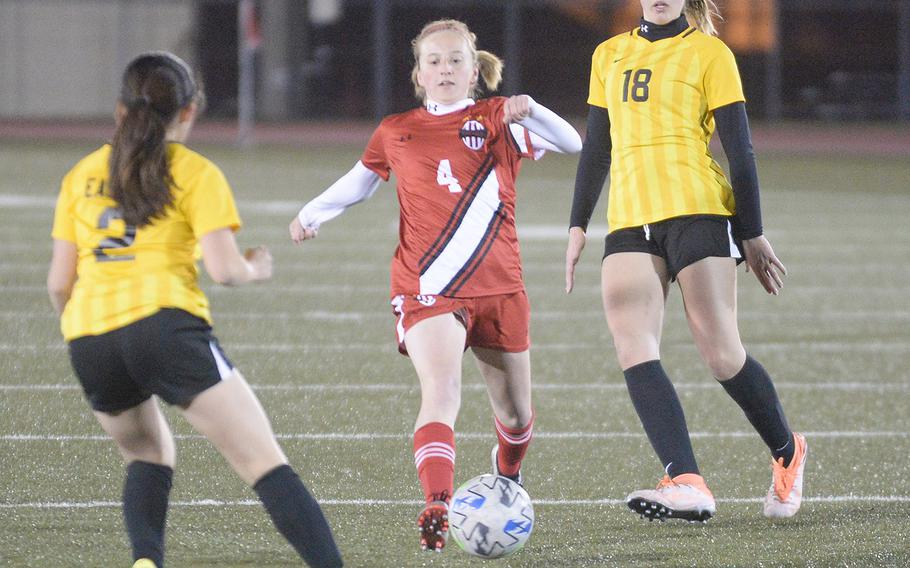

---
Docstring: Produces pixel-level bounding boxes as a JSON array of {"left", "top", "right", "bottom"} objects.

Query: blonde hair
[
  {"left": 410, "top": 19, "right": 503, "bottom": 103},
  {"left": 685, "top": 0, "right": 722, "bottom": 36}
]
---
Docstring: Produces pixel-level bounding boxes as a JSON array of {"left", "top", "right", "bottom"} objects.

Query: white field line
[
  {"left": 5, "top": 309, "right": 910, "bottom": 323},
  {"left": 3, "top": 431, "right": 908, "bottom": 442},
  {"left": 0, "top": 195, "right": 302, "bottom": 214},
  {"left": 4, "top": 341, "right": 910, "bottom": 353},
  {"left": 1, "top": 240, "right": 901, "bottom": 255},
  {"left": 0, "top": 192, "right": 903, "bottom": 243},
  {"left": 3, "top": 260, "right": 906, "bottom": 274},
  {"left": 3, "top": 283, "right": 908, "bottom": 296},
  {"left": 2, "top": 495, "right": 910, "bottom": 510},
  {"left": 1, "top": 381, "right": 906, "bottom": 393},
  {"left": 0, "top": 195, "right": 57, "bottom": 208}
]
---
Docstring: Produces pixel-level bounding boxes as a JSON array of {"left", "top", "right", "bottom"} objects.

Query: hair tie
[{"left": 129, "top": 94, "right": 152, "bottom": 109}]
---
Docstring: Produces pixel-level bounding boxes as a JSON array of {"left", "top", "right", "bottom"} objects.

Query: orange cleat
[{"left": 764, "top": 432, "right": 808, "bottom": 518}]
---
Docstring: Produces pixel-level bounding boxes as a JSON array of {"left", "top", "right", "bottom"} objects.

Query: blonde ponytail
[
  {"left": 410, "top": 19, "right": 504, "bottom": 103},
  {"left": 685, "top": 0, "right": 722, "bottom": 36},
  {"left": 476, "top": 50, "right": 503, "bottom": 93}
]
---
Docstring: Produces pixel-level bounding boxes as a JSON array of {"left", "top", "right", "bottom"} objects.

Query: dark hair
[{"left": 108, "top": 51, "right": 202, "bottom": 227}]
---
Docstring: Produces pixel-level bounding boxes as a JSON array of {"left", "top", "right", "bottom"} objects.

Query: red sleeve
[{"left": 360, "top": 123, "right": 391, "bottom": 181}]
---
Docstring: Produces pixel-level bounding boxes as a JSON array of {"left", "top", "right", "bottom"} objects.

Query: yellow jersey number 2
[{"left": 93, "top": 207, "right": 136, "bottom": 262}]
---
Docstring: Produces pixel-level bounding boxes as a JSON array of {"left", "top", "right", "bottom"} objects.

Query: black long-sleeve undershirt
[
  {"left": 569, "top": 105, "right": 612, "bottom": 231},
  {"left": 714, "top": 101, "right": 763, "bottom": 240},
  {"left": 569, "top": 101, "right": 763, "bottom": 240}
]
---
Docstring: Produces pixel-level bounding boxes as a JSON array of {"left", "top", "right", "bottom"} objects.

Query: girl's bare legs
[
  {"left": 95, "top": 398, "right": 175, "bottom": 466},
  {"left": 678, "top": 257, "right": 804, "bottom": 518},
  {"left": 178, "top": 370, "right": 285, "bottom": 484},
  {"left": 473, "top": 347, "right": 533, "bottom": 481},
  {"left": 603, "top": 252, "right": 712, "bottom": 521},
  {"left": 602, "top": 252, "right": 698, "bottom": 477},
  {"left": 404, "top": 313, "right": 467, "bottom": 551},
  {"left": 179, "top": 372, "right": 341, "bottom": 567},
  {"left": 602, "top": 252, "right": 669, "bottom": 366},
  {"left": 676, "top": 257, "right": 745, "bottom": 380},
  {"left": 95, "top": 399, "right": 176, "bottom": 567},
  {"left": 407, "top": 314, "right": 467, "bottom": 431}
]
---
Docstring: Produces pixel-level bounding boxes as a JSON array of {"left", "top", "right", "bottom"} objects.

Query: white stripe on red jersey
[{"left": 418, "top": 168, "right": 502, "bottom": 295}]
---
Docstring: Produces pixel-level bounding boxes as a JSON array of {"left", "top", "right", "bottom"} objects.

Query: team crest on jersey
[
  {"left": 416, "top": 294, "right": 437, "bottom": 307},
  {"left": 459, "top": 118, "right": 487, "bottom": 151}
]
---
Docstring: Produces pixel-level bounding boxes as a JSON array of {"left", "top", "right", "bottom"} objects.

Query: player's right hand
[
  {"left": 565, "top": 226, "right": 586, "bottom": 293},
  {"left": 244, "top": 245, "right": 273, "bottom": 281},
  {"left": 289, "top": 216, "right": 318, "bottom": 244}
]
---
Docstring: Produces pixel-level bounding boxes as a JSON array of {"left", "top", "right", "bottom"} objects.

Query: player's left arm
[
  {"left": 47, "top": 239, "right": 77, "bottom": 315},
  {"left": 714, "top": 102, "right": 761, "bottom": 240},
  {"left": 503, "top": 95, "right": 582, "bottom": 154},
  {"left": 715, "top": 102, "right": 786, "bottom": 295}
]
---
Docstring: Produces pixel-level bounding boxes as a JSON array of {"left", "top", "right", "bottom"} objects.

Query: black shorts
[
  {"left": 604, "top": 215, "right": 743, "bottom": 281},
  {"left": 68, "top": 308, "right": 235, "bottom": 413}
]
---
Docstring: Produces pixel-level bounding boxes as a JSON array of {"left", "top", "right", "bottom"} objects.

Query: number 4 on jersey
[{"left": 436, "top": 159, "right": 463, "bottom": 193}]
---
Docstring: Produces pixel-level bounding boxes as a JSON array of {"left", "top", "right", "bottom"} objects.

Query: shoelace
[
  {"left": 431, "top": 490, "right": 451, "bottom": 504},
  {"left": 656, "top": 474, "right": 712, "bottom": 497}
]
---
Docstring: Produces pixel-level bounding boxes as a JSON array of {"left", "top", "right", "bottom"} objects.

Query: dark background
[{"left": 195, "top": 1, "right": 905, "bottom": 121}]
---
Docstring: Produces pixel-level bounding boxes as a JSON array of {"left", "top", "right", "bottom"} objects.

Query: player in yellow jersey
[
  {"left": 565, "top": 0, "right": 806, "bottom": 522},
  {"left": 47, "top": 52, "right": 342, "bottom": 568}
]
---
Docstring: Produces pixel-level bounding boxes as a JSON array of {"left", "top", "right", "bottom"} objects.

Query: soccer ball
[{"left": 449, "top": 474, "right": 534, "bottom": 559}]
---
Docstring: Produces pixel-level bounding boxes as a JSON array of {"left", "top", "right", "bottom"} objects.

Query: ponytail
[
  {"left": 685, "top": 0, "right": 722, "bottom": 36},
  {"left": 109, "top": 52, "right": 201, "bottom": 227},
  {"left": 476, "top": 50, "right": 503, "bottom": 94}
]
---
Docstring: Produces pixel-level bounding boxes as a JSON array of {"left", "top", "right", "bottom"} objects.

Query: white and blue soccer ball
[{"left": 449, "top": 474, "right": 534, "bottom": 559}]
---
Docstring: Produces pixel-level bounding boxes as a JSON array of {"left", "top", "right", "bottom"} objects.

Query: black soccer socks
[
  {"left": 624, "top": 360, "right": 701, "bottom": 478},
  {"left": 253, "top": 464, "right": 343, "bottom": 568},
  {"left": 721, "top": 355, "right": 794, "bottom": 466},
  {"left": 123, "top": 460, "right": 173, "bottom": 567}
]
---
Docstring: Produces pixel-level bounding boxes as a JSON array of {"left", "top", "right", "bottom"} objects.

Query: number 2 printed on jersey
[{"left": 93, "top": 207, "right": 136, "bottom": 262}]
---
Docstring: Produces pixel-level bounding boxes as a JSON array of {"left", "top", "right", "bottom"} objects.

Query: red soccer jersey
[{"left": 361, "top": 97, "right": 536, "bottom": 298}]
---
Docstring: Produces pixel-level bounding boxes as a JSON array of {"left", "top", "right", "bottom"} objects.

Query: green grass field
[{"left": 1, "top": 138, "right": 909, "bottom": 567}]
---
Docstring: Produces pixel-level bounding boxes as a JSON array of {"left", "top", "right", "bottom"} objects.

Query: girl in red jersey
[{"left": 289, "top": 19, "right": 581, "bottom": 552}]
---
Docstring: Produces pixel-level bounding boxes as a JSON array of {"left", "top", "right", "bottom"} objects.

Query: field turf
[{"left": 1, "top": 138, "right": 908, "bottom": 567}]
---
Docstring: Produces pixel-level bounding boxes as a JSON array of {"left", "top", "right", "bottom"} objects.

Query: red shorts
[{"left": 390, "top": 290, "right": 530, "bottom": 355}]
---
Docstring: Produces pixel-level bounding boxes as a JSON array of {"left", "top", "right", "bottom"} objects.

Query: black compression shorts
[
  {"left": 68, "top": 308, "right": 234, "bottom": 413},
  {"left": 603, "top": 214, "right": 745, "bottom": 281}
]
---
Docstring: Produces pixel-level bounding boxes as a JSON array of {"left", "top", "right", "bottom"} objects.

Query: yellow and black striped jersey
[
  {"left": 588, "top": 26, "right": 745, "bottom": 231},
  {"left": 51, "top": 143, "right": 241, "bottom": 340}
]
